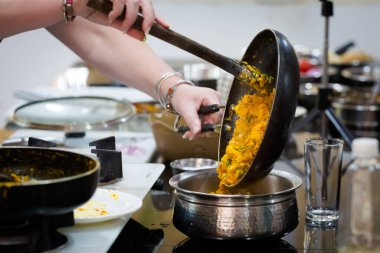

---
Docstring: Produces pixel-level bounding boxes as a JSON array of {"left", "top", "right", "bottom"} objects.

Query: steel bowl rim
[
  {"left": 169, "top": 168, "right": 302, "bottom": 199},
  {"left": 170, "top": 158, "right": 219, "bottom": 171}
]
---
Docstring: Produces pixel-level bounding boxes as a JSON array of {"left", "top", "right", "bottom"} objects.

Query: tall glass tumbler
[{"left": 304, "top": 137, "right": 344, "bottom": 226}]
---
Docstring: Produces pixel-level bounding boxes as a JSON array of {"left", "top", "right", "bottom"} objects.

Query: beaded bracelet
[
  {"left": 63, "top": 0, "right": 75, "bottom": 23},
  {"left": 154, "top": 72, "right": 184, "bottom": 107},
  {"left": 164, "top": 80, "right": 195, "bottom": 114}
]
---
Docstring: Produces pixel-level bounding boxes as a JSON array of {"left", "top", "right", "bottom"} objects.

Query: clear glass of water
[{"left": 304, "top": 137, "right": 344, "bottom": 226}]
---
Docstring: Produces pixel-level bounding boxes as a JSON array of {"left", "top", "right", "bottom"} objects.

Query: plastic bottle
[{"left": 337, "top": 138, "right": 380, "bottom": 253}]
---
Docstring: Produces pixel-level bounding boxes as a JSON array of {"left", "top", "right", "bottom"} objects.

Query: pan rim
[{"left": 0, "top": 146, "right": 100, "bottom": 186}]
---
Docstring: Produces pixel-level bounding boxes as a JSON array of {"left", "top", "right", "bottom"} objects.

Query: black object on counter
[
  {"left": 90, "top": 136, "right": 123, "bottom": 185},
  {"left": 335, "top": 41, "right": 355, "bottom": 56},
  {"left": 0, "top": 213, "right": 74, "bottom": 253},
  {"left": 173, "top": 237, "right": 297, "bottom": 253},
  {"left": 28, "top": 136, "right": 57, "bottom": 147},
  {"left": 108, "top": 219, "right": 164, "bottom": 253}
]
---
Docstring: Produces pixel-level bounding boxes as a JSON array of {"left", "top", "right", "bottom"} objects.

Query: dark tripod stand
[
  {"left": 290, "top": 0, "right": 354, "bottom": 148},
  {"left": 280, "top": 0, "right": 354, "bottom": 175}
]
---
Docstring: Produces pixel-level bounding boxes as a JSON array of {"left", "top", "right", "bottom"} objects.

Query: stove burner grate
[{"left": 0, "top": 212, "right": 73, "bottom": 253}]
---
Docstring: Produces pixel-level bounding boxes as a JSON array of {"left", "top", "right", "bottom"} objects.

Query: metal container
[
  {"left": 169, "top": 169, "right": 302, "bottom": 240},
  {"left": 299, "top": 82, "right": 349, "bottom": 110},
  {"left": 340, "top": 65, "right": 375, "bottom": 87},
  {"left": 170, "top": 158, "right": 218, "bottom": 175},
  {"left": 183, "top": 62, "right": 221, "bottom": 90},
  {"left": 332, "top": 91, "right": 380, "bottom": 139}
]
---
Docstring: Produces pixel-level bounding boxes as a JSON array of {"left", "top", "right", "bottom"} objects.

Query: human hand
[
  {"left": 170, "top": 85, "right": 222, "bottom": 140},
  {"left": 75, "top": 0, "right": 169, "bottom": 40}
]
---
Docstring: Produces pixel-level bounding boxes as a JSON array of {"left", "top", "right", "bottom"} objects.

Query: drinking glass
[{"left": 304, "top": 137, "right": 343, "bottom": 226}]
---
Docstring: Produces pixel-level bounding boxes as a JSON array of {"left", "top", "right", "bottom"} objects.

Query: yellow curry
[{"left": 215, "top": 63, "right": 275, "bottom": 194}]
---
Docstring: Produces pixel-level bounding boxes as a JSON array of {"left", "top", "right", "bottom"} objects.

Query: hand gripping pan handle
[{"left": 174, "top": 104, "right": 224, "bottom": 134}]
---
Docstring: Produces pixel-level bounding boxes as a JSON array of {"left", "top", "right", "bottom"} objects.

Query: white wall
[{"left": 1, "top": 1, "right": 379, "bottom": 125}]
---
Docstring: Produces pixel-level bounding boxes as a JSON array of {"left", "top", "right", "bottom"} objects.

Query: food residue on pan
[
  {"left": 214, "top": 62, "right": 275, "bottom": 194},
  {"left": 9, "top": 173, "right": 29, "bottom": 183}
]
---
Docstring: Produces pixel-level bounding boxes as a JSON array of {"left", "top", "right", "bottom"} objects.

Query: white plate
[{"left": 74, "top": 188, "right": 142, "bottom": 224}]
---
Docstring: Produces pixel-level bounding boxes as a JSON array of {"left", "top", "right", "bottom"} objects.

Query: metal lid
[{"left": 11, "top": 96, "right": 136, "bottom": 131}]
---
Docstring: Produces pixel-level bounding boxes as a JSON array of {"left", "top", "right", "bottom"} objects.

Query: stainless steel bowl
[
  {"left": 169, "top": 168, "right": 302, "bottom": 240},
  {"left": 183, "top": 63, "right": 221, "bottom": 90},
  {"left": 299, "top": 83, "right": 349, "bottom": 110},
  {"left": 170, "top": 158, "right": 218, "bottom": 175},
  {"left": 332, "top": 88, "right": 380, "bottom": 138},
  {"left": 340, "top": 65, "right": 374, "bottom": 87}
]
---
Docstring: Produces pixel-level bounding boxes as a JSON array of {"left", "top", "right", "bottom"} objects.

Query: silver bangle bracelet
[
  {"left": 154, "top": 72, "right": 184, "bottom": 107},
  {"left": 164, "top": 79, "right": 195, "bottom": 114}
]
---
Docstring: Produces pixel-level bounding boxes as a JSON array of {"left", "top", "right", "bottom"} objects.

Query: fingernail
[{"left": 182, "top": 132, "right": 194, "bottom": 140}]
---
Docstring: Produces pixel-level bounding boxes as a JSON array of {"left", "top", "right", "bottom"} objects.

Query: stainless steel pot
[
  {"left": 169, "top": 168, "right": 302, "bottom": 240},
  {"left": 332, "top": 88, "right": 380, "bottom": 138},
  {"left": 340, "top": 65, "right": 375, "bottom": 87},
  {"left": 298, "top": 82, "right": 349, "bottom": 110}
]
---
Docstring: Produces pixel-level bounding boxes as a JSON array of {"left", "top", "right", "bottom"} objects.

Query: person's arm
[
  {"left": 0, "top": 0, "right": 62, "bottom": 38},
  {"left": 0, "top": 0, "right": 167, "bottom": 40},
  {"left": 47, "top": 19, "right": 221, "bottom": 137}
]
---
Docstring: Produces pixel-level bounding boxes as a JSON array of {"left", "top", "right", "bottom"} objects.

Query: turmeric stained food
[{"left": 215, "top": 63, "right": 275, "bottom": 194}]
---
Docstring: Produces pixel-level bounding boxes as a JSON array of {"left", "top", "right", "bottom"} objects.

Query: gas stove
[
  {"left": 0, "top": 213, "right": 73, "bottom": 253},
  {"left": 0, "top": 129, "right": 163, "bottom": 253}
]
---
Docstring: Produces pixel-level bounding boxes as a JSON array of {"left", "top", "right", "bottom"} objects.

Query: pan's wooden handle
[{"left": 86, "top": 0, "right": 244, "bottom": 77}]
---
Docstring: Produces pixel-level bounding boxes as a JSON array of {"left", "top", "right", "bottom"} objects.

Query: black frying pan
[
  {"left": 222, "top": 30, "right": 300, "bottom": 187},
  {"left": 87, "top": 0, "right": 300, "bottom": 186},
  {"left": 0, "top": 147, "right": 99, "bottom": 217}
]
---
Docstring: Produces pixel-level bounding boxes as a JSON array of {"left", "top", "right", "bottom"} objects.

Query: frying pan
[
  {"left": 0, "top": 147, "right": 99, "bottom": 217},
  {"left": 87, "top": 0, "right": 300, "bottom": 186}
]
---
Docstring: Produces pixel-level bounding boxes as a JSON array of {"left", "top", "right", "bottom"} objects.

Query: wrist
[
  {"left": 154, "top": 72, "right": 183, "bottom": 107},
  {"left": 63, "top": 0, "right": 75, "bottom": 23},
  {"left": 164, "top": 80, "right": 195, "bottom": 114},
  {"left": 153, "top": 71, "right": 195, "bottom": 114}
]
